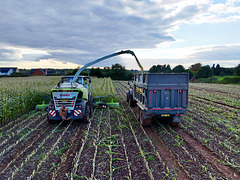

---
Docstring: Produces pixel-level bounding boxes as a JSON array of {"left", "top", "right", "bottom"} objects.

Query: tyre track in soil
[
  {"left": 173, "top": 126, "right": 240, "bottom": 180},
  {"left": 116, "top": 81, "right": 240, "bottom": 179},
  {"left": 115, "top": 81, "right": 190, "bottom": 180},
  {"left": 189, "top": 94, "right": 240, "bottom": 110}
]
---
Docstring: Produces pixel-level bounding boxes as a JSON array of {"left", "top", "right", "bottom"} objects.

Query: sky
[{"left": 0, "top": 0, "right": 240, "bottom": 70}]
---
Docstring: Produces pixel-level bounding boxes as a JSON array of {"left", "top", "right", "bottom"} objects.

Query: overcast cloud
[{"left": 0, "top": 0, "right": 239, "bottom": 69}]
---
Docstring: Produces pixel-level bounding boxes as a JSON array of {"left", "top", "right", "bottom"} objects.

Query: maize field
[{"left": 0, "top": 76, "right": 239, "bottom": 179}]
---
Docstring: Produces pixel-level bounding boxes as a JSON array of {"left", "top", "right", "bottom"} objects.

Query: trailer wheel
[
  {"left": 128, "top": 94, "right": 136, "bottom": 107},
  {"left": 136, "top": 106, "right": 140, "bottom": 120},
  {"left": 139, "top": 109, "right": 151, "bottom": 127},
  {"left": 82, "top": 105, "right": 89, "bottom": 123}
]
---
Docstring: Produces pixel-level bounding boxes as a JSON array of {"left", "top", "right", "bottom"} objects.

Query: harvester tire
[{"left": 82, "top": 105, "right": 90, "bottom": 123}]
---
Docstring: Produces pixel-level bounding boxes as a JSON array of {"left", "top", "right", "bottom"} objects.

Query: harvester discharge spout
[{"left": 73, "top": 50, "right": 144, "bottom": 83}]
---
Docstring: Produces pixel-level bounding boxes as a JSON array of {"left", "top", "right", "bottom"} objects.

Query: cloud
[
  {"left": 0, "top": 49, "right": 22, "bottom": 60},
  {"left": 192, "top": 44, "right": 240, "bottom": 60},
  {"left": 0, "top": 0, "right": 239, "bottom": 69}
]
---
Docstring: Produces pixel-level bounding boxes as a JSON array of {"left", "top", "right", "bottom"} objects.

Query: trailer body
[{"left": 127, "top": 73, "right": 189, "bottom": 126}]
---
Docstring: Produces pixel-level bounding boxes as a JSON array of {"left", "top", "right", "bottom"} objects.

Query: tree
[
  {"left": 149, "top": 64, "right": 172, "bottom": 73},
  {"left": 234, "top": 64, "right": 240, "bottom": 76},
  {"left": 213, "top": 64, "right": 221, "bottom": 76},
  {"left": 109, "top": 64, "right": 132, "bottom": 80},
  {"left": 186, "top": 69, "right": 194, "bottom": 79},
  {"left": 190, "top": 63, "right": 202, "bottom": 72},
  {"left": 173, "top": 65, "right": 185, "bottom": 73},
  {"left": 89, "top": 67, "right": 103, "bottom": 77},
  {"left": 67, "top": 67, "right": 88, "bottom": 76},
  {"left": 196, "top": 65, "right": 213, "bottom": 79}
]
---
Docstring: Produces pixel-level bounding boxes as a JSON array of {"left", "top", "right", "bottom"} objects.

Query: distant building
[
  {"left": 0, "top": 67, "right": 19, "bottom": 76},
  {"left": 30, "top": 69, "right": 47, "bottom": 76}
]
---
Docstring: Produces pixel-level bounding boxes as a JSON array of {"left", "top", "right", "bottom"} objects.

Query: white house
[{"left": 0, "top": 67, "right": 19, "bottom": 75}]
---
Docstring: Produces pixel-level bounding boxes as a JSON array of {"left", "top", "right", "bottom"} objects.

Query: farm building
[
  {"left": 30, "top": 69, "right": 47, "bottom": 76},
  {"left": 0, "top": 67, "right": 19, "bottom": 76}
]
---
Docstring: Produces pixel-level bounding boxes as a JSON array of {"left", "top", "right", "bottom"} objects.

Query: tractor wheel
[
  {"left": 139, "top": 108, "right": 151, "bottom": 127},
  {"left": 82, "top": 105, "right": 90, "bottom": 123}
]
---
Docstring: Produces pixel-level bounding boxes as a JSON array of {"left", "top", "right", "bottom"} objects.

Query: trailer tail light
[
  {"left": 179, "top": 90, "right": 182, "bottom": 93},
  {"left": 153, "top": 90, "right": 157, "bottom": 93}
]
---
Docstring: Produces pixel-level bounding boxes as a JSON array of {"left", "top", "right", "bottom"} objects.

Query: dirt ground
[{"left": 0, "top": 82, "right": 239, "bottom": 179}]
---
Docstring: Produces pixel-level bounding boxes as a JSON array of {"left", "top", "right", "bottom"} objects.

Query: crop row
[
  {"left": 0, "top": 76, "right": 60, "bottom": 124},
  {"left": 189, "top": 84, "right": 240, "bottom": 108},
  {"left": 91, "top": 77, "right": 118, "bottom": 102},
  {"left": 0, "top": 76, "right": 118, "bottom": 126}
]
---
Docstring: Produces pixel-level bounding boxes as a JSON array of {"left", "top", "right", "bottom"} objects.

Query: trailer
[{"left": 127, "top": 73, "right": 189, "bottom": 126}]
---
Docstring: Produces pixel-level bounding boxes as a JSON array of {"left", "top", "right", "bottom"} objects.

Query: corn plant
[{"left": 0, "top": 76, "right": 60, "bottom": 125}]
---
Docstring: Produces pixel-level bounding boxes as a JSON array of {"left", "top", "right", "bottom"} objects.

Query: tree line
[
  {"left": 68, "top": 63, "right": 240, "bottom": 82},
  {"left": 149, "top": 63, "right": 240, "bottom": 79}
]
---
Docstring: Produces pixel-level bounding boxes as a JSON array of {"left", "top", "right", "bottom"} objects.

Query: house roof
[
  {"left": 0, "top": 67, "right": 18, "bottom": 73},
  {"left": 30, "top": 69, "right": 46, "bottom": 74}
]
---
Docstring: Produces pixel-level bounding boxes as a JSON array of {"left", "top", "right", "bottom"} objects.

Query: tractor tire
[
  {"left": 139, "top": 108, "right": 151, "bottom": 127},
  {"left": 82, "top": 105, "right": 90, "bottom": 123}
]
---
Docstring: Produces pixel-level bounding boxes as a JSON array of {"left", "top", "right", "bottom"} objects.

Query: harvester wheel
[
  {"left": 82, "top": 105, "right": 89, "bottom": 123},
  {"left": 170, "top": 122, "right": 179, "bottom": 127},
  {"left": 139, "top": 109, "right": 151, "bottom": 127}
]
